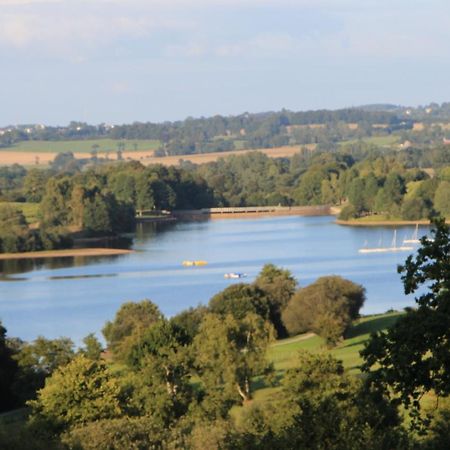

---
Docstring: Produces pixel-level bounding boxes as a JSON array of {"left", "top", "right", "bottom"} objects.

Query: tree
[
  {"left": 82, "top": 193, "right": 112, "bottom": 234},
  {"left": 208, "top": 283, "right": 271, "bottom": 322},
  {"left": 125, "top": 320, "right": 193, "bottom": 425},
  {"left": 39, "top": 177, "right": 72, "bottom": 226},
  {"left": 434, "top": 181, "right": 450, "bottom": 216},
  {"left": 362, "top": 218, "right": 450, "bottom": 427},
  {"left": 80, "top": 333, "right": 103, "bottom": 360},
  {"left": 282, "top": 276, "right": 365, "bottom": 346},
  {"left": 29, "top": 355, "right": 123, "bottom": 431},
  {"left": 61, "top": 416, "right": 168, "bottom": 450},
  {"left": 0, "top": 204, "right": 28, "bottom": 253},
  {"left": 13, "top": 336, "right": 75, "bottom": 403},
  {"left": 193, "top": 313, "right": 274, "bottom": 404},
  {"left": 23, "top": 168, "right": 49, "bottom": 203},
  {"left": 235, "top": 351, "right": 405, "bottom": 450},
  {"left": 102, "top": 300, "right": 162, "bottom": 361},
  {"left": 254, "top": 264, "right": 297, "bottom": 337},
  {"left": 0, "top": 322, "right": 18, "bottom": 412}
]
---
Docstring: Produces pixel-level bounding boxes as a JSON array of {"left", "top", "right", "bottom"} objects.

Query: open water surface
[{"left": 0, "top": 216, "right": 429, "bottom": 344}]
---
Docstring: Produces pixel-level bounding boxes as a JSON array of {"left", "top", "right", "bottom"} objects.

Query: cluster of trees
[
  {"left": 0, "top": 160, "right": 216, "bottom": 253},
  {"left": 2, "top": 220, "right": 450, "bottom": 448},
  {"left": 0, "top": 204, "right": 71, "bottom": 253},
  {"left": 338, "top": 157, "right": 450, "bottom": 220}
]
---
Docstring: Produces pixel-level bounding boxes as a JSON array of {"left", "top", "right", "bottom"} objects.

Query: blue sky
[{"left": 1, "top": 0, "right": 449, "bottom": 125}]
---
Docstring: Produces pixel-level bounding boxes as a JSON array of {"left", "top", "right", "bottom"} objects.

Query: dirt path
[{"left": 271, "top": 332, "right": 315, "bottom": 347}]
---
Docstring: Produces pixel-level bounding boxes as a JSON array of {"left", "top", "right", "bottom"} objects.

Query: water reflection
[{"left": 0, "top": 236, "right": 133, "bottom": 276}]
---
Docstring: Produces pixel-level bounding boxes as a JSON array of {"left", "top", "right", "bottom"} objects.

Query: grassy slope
[
  {"left": 249, "top": 312, "right": 403, "bottom": 405},
  {"left": 0, "top": 202, "right": 40, "bottom": 224},
  {"left": 0, "top": 139, "right": 160, "bottom": 153}
]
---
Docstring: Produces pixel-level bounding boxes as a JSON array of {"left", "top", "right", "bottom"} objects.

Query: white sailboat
[
  {"left": 403, "top": 224, "right": 420, "bottom": 244},
  {"left": 359, "top": 230, "right": 413, "bottom": 253}
]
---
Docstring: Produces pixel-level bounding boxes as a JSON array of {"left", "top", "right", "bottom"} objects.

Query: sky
[{"left": 1, "top": 0, "right": 450, "bottom": 126}]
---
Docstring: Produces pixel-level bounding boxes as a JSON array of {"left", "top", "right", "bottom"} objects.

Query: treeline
[
  {"left": 1, "top": 144, "right": 450, "bottom": 253},
  {"left": 2, "top": 218, "right": 450, "bottom": 450},
  {"left": 0, "top": 108, "right": 409, "bottom": 156}
]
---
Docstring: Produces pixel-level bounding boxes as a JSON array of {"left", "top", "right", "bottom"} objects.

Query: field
[
  {"left": 0, "top": 139, "right": 160, "bottom": 154},
  {"left": 142, "top": 145, "right": 313, "bottom": 166},
  {"left": 0, "top": 144, "right": 312, "bottom": 167}
]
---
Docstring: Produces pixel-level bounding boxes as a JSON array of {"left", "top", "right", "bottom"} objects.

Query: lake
[{"left": 0, "top": 215, "right": 428, "bottom": 344}]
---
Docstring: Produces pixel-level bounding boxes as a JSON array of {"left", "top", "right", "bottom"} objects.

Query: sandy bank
[{"left": 0, "top": 248, "right": 133, "bottom": 260}]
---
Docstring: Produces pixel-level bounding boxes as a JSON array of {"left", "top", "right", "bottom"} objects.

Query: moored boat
[{"left": 224, "top": 272, "right": 247, "bottom": 279}]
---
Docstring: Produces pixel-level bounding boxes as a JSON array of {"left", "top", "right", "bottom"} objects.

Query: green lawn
[
  {"left": 264, "top": 312, "right": 402, "bottom": 388},
  {"left": 0, "top": 202, "right": 40, "bottom": 224},
  {"left": 0, "top": 139, "right": 160, "bottom": 154}
]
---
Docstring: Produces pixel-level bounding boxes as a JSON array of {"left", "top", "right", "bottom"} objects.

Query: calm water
[{"left": 0, "top": 216, "right": 428, "bottom": 344}]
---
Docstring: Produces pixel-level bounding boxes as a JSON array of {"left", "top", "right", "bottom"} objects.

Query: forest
[{"left": 1, "top": 220, "right": 450, "bottom": 449}]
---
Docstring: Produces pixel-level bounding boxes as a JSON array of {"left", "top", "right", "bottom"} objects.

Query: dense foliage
[
  {"left": 2, "top": 247, "right": 450, "bottom": 447},
  {"left": 362, "top": 218, "right": 450, "bottom": 428}
]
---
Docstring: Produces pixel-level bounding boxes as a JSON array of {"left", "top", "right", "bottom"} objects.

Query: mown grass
[
  {"left": 0, "top": 139, "right": 160, "bottom": 154},
  {"left": 0, "top": 202, "right": 40, "bottom": 224},
  {"left": 268, "top": 311, "right": 402, "bottom": 374}
]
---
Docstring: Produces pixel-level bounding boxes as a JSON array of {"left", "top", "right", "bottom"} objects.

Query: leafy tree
[
  {"left": 254, "top": 264, "right": 297, "bottom": 337},
  {"left": 0, "top": 204, "right": 28, "bottom": 252},
  {"left": 80, "top": 333, "right": 103, "bottom": 360},
  {"left": 0, "top": 322, "right": 18, "bottom": 412},
  {"left": 208, "top": 283, "right": 271, "bottom": 322},
  {"left": 362, "top": 218, "right": 450, "bottom": 428},
  {"left": 40, "top": 177, "right": 72, "bottom": 226},
  {"left": 102, "top": 300, "right": 162, "bottom": 361},
  {"left": 235, "top": 351, "right": 405, "bottom": 450},
  {"left": 13, "top": 336, "right": 75, "bottom": 403},
  {"left": 194, "top": 313, "right": 274, "bottom": 404},
  {"left": 170, "top": 305, "right": 208, "bottom": 344},
  {"left": 434, "top": 181, "right": 450, "bottom": 216},
  {"left": 23, "top": 169, "right": 49, "bottom": 203},
  {"left": 61, "top": 416, "right": 168, "bottom": 450},
  {"left": 282, "top": 276, "right": 365, "bottom": 346},
  {"left": 82, "top": 192, "right": 112, "bottom": 234},
  {"left": 29, "top": 355, "right": 122, "bottom": 431}
]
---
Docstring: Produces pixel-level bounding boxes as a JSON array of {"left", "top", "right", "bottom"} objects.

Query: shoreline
[
  {"left": 0, "top": 248, "right": 134, "bottom": 261},
  {"left": 336, "top": 219, "right": 431, "bottom": 227}
]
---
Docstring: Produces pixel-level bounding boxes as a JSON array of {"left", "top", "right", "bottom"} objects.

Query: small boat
[
  {"left": 224, "top": 272, "right": 247, "bottom": 279},
  {"left": 182, "top": 260, "right": 208, "bottom": 267},
  {"left": 403, "top": 224, "right": 421, "bottom": 244}
]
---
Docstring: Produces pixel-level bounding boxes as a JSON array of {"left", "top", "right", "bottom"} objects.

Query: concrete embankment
[{"left": 171, "top": 205, "right": 332, "bottom": 220}]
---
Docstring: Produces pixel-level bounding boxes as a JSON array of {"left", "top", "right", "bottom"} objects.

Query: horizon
[
  {"left": 2, "top": 1, "right": 450, "bottom": 126},
  {"left": 0, "top": 101, "right": 445, "bottom": 129}
]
